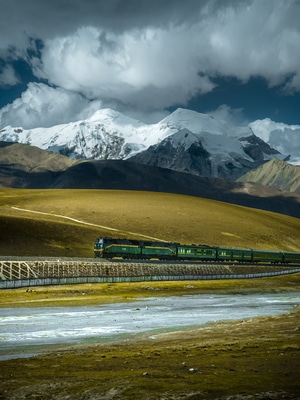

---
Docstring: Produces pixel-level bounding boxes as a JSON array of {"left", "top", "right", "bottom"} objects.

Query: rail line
[{"left": 1, "top": 257, "right": 300, "bottom": 289}]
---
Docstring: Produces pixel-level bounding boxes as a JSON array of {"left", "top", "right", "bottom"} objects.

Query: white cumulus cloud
[
  {"left": 24, "top": 0, "right": 300, "bottom": 115},
  {"left": 0, "top": 0, "right": 300, "bottom": 127},
  {"left": 250, "top": 118, "right": 300, "bottom": 164},
  {"left": 0, "top": 83, "right": 102, "bottom": 129},
  {"left": 32, "top": 25, "right": 215, "bottom": 110}
]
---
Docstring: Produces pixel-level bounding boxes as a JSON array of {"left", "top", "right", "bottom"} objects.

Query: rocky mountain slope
[
  {"left": 237, "top": 158, "right": 300, "bottom": 194},
  {"left": 0, "top": 142, "right": 299, "bottom": 218},
  {"left": 129, "top": 126, "right": 281, "bottom": 180},
  {"left": 0, "top": 108, "right": 287, "bottom": 180}
]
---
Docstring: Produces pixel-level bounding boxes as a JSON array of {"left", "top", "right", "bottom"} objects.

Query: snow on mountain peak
[
  {"left": 0, "top": 106, "right": 297, "bottom": 167},
  {"left": 160, "top": 108, "right": 224, "bottom": 134},
  {"left": 88, "top": 108, "right": 145, "bottom": 128},
  {"left": 160, "top": 107, "right": 250, "bottom": 138},
  {"left": 0, "top": 107, "right": 157, "bottom": 159}
]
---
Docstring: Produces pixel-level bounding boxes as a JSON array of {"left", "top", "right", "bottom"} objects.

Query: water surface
[{"left": 1, "top": 293, "right": 299, "bottom": 359}]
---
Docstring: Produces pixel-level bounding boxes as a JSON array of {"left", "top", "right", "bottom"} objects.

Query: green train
[{"left": 94, "top": 237, "right": 300, "bottom": 264}]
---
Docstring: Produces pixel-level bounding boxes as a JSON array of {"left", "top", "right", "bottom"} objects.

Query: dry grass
[{"left": 0, "top": 188, "right": 300, "bottom": 257}]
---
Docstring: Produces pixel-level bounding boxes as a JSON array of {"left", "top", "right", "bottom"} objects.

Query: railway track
[
  {"left": 1, "top": 257, "right": 300, "bottom": 283},
  {"left": 1, "top": 256, "right": 300, "bottom": 265}
]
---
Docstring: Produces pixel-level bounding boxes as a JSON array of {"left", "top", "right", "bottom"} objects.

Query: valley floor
[{"left": 0, "top": 275, "right": 300, "bottom": 400}]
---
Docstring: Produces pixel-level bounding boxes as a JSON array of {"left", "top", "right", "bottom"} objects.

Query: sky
[{"left": 0, "top": 0, "right": 300, "bottom": 130}]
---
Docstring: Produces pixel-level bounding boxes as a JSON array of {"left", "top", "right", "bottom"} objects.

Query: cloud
[
  {"left": 208, "top": 104, "right": 248, "bottom": 126},
  {"left": 249, "top": 118, "right": 300, "bottom": 164},
  {"left": 28, "top": 0, "right": 300, "bottom": 108},
  {"left": 0, "top": 83, "right": 102, "bottom": 128},
  {"left": 202, "top": 0, "right": 300, "bottom": 90},
  {"left": 0, "top": 0, "right": 203, "bottom": 54},
  {"left": 31, "top": 25, "right": 215, "bottom": 110},
  {"left": 0, "top": 65, "right": 20, "bottom": 87},
  {"left": 268, "top": 128, "right": 300, "bottom": 163},
  {"left": 1, "top": 0, "right": 300, "bottom": 127}
]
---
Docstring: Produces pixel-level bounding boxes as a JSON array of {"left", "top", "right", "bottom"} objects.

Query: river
[{"left": 0, "top": 292, "right": 299, "bottom": 359}]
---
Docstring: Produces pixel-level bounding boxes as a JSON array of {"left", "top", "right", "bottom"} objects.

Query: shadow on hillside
[{"left": 1, "top": 160, "right": 299, "bottom": 218}]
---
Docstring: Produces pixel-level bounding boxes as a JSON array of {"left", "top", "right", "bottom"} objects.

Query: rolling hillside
[
  {"left": 1, "top": 142, "right": 300, "bottom": 218},
  {"left": 0, "top": 189, "right": 299, "bottom": 257}
]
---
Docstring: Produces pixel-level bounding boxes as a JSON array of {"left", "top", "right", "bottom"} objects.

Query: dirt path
[{"left": 11, "top": 206, "right": 163, "bottom": 241}]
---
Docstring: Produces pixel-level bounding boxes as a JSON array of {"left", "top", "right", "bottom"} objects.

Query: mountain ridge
[
  {"left": 0, "top": 107, "right": 291, "bottom": 180},
  {"left": 0, "top": 142, "right": 78, "bottom": 188},
  {"left": 237, "top": 158, "right": 300, "bottom": 194}
]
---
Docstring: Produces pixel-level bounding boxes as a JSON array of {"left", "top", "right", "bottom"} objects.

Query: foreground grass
[
  {"left": 1, "top": 309, "right": 299, "bottom": 400},
  {"left": 0, "top": 275, "right": 300, "bottom": 399}
]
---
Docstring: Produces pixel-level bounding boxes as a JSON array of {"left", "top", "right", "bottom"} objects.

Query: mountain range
[
  {"left": 0, "top": 108, "right": 294, "bottom": 181},
  {"left": 1, "top": 107, "right": 299, "bottom": 218}
]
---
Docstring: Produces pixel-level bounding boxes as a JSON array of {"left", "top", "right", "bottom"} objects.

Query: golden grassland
[
  {"left": 0, "top": 188, "right": 300, "bottom": 257},
  {"left": 0, "top": 189, "right": 300, "bottom": 399}
]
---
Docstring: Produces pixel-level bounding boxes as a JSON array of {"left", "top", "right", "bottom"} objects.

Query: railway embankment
[{"left": 1, "top": 258, "right": 300, "bottom": 288}]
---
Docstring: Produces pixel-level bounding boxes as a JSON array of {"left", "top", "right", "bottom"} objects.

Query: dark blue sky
[
  {"left": 0, "top": 60, "right": 38, "bottom": 107},
  {"left": 170, "top": 76, "right": 300, "bottom": 125}
]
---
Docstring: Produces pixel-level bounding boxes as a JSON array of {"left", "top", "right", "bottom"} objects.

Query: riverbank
[
  {"left": 0, "top": 274, "right": 300, "bottom": 399},
  {"left": 1, "top": 272, "right": 300, "bottom": 308}
]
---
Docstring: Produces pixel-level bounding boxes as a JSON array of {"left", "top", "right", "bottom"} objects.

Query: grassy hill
[
  {"left": 0, "top": 142, "right": 77, "bottom": 188},
  {"left": 237, "top": 158, "right": 300, "bottom": 193},
  {"left": 0, "top": 188, "right": 299, "bottom": 257},
  {"left": 1, "top": 142, "right": 300, "bottom": 219}
]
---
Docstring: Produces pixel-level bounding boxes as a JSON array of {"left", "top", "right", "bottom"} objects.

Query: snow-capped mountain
[
  {"left": 130, "top": 127, "right": 282, "bottom": 180},
  {"left": 0, "top": 107, "right": 291, "bottom": 180},
  {"left": 0, "top": 109, "right": 155, "bottom": 159}
]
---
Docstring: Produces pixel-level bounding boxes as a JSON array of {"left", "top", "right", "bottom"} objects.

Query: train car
[
  {"left": 282, "top": 251, "right": 300, "bottom": 264},
  {"left": 141, "top": 241, "right": 177, "bottom": 260},
  {"left": 251, "top": 249, "right": 283, "bottom": 263},
  {"left": 217, "top": 247, "right": 252, "bottom": 262},
  {"left": 94, "top": 237, "right": 300, "bottom": 264},
  {"left": 177, "top": 244, "right": 217, "bottom": 260},
  {"left": 94, "top": 237, "right": 141, "bottom": 258},
  {"left": 94, "top": 237, "right": 177, "bottom": 259}
]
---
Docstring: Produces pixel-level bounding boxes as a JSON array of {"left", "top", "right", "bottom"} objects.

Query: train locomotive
[{"left": 94, "top": 237, "right": 300, "bottom": 264}]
